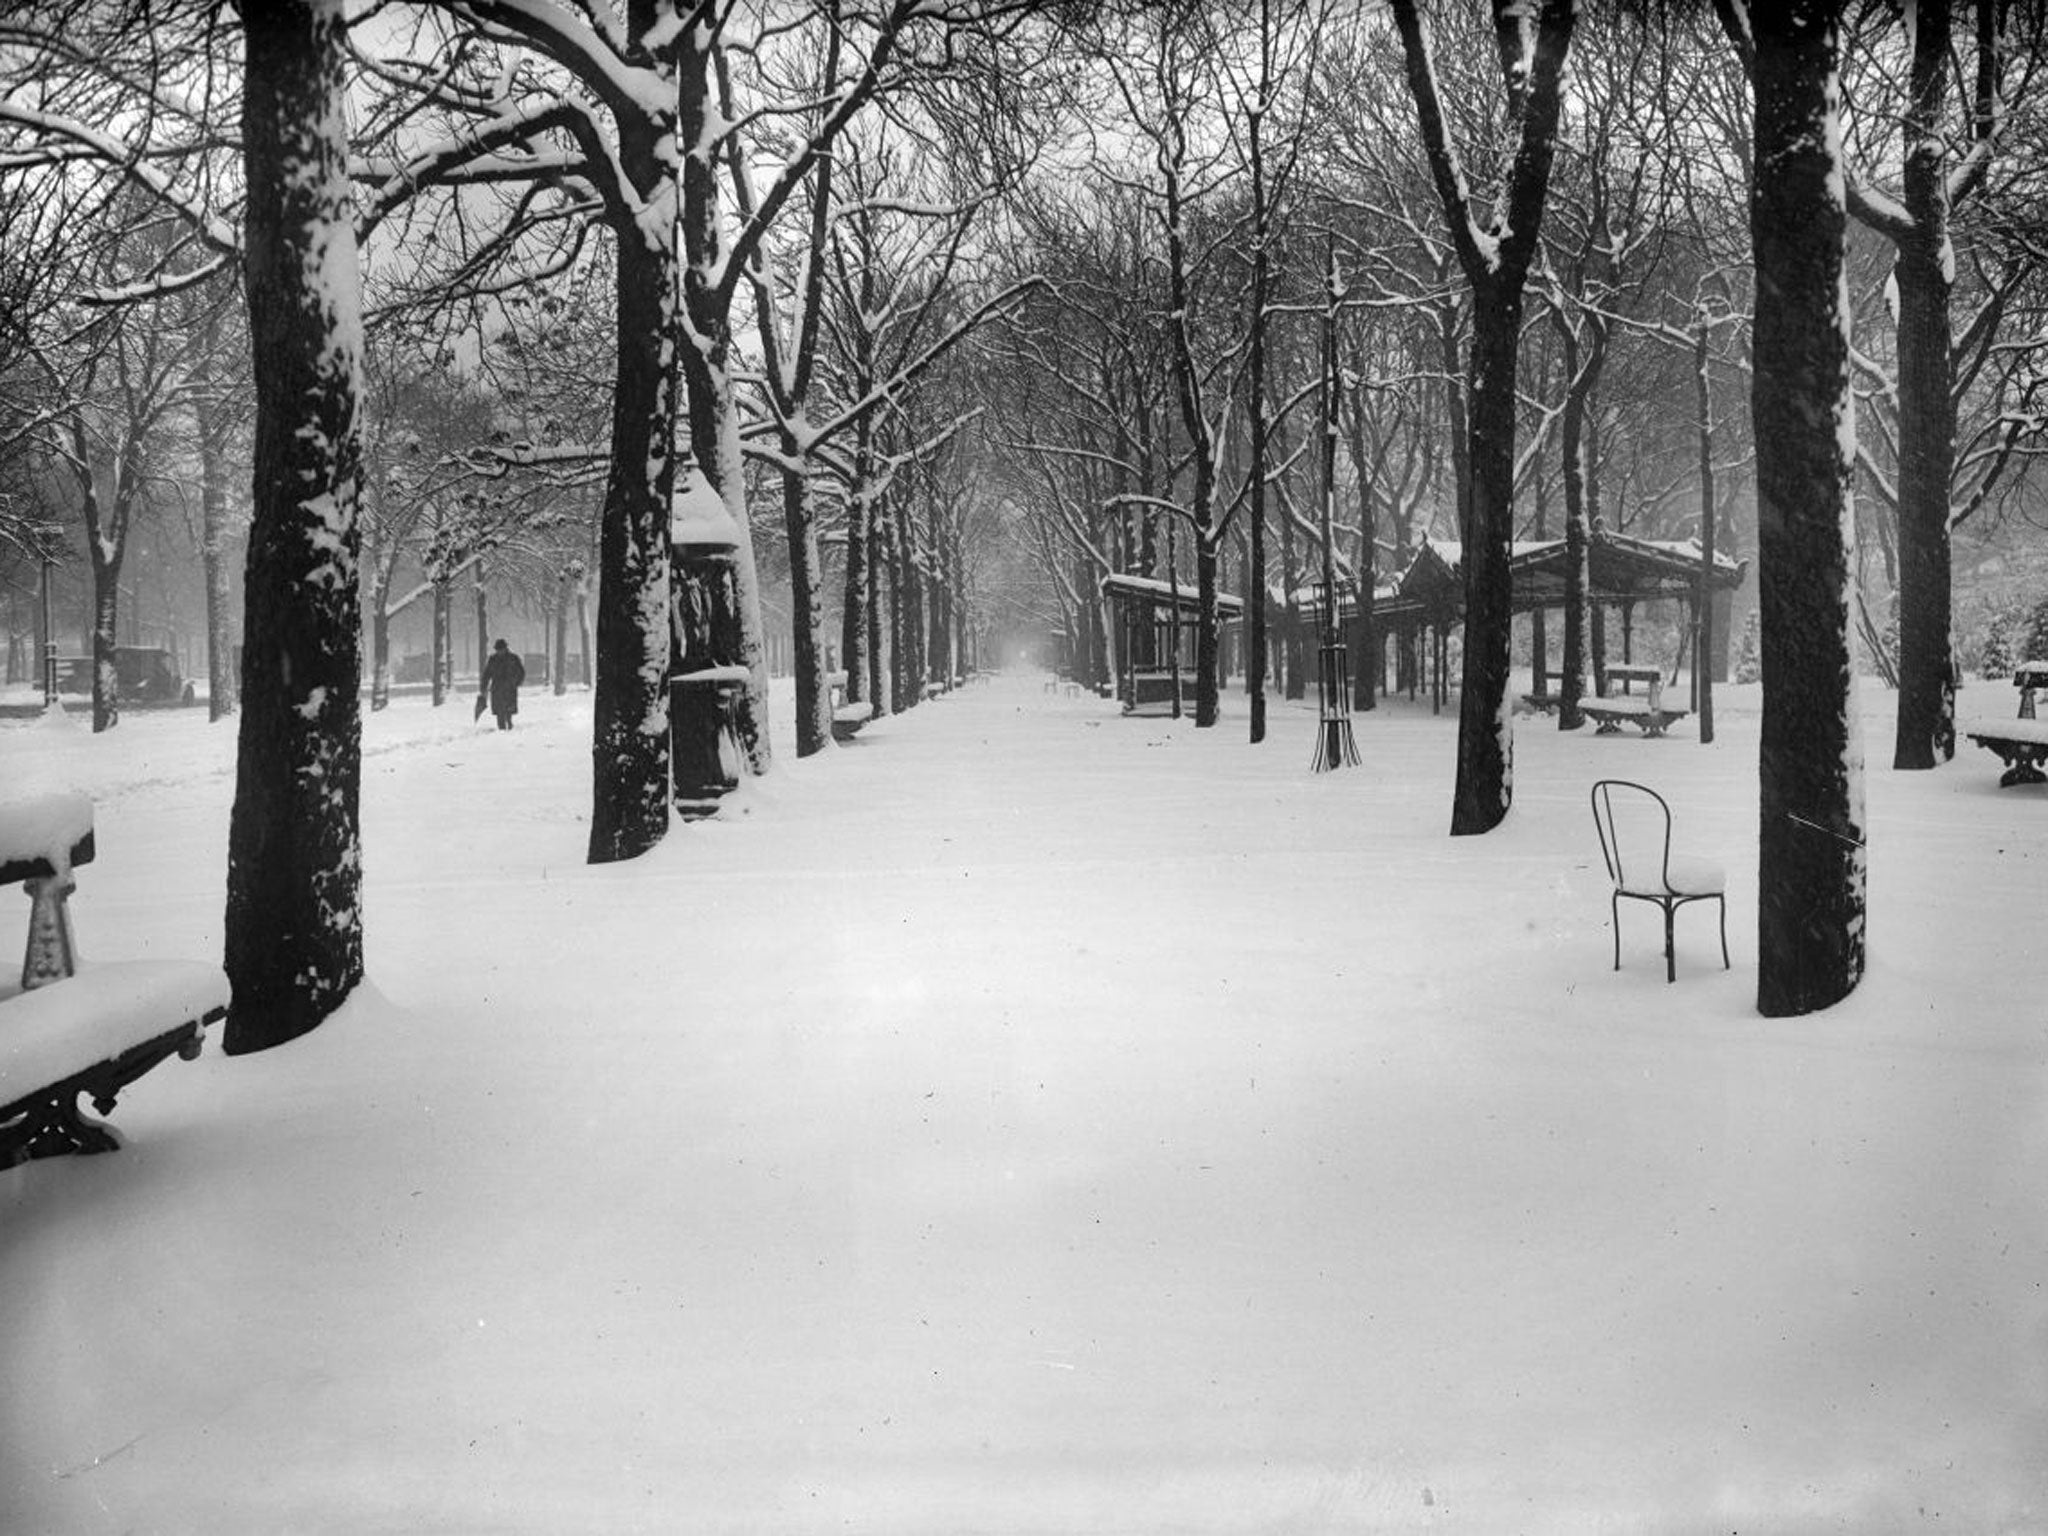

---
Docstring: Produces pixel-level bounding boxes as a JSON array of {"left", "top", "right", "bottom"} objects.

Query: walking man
[{"left": 480, "top": 638, "right": 526, "bottom": 730}]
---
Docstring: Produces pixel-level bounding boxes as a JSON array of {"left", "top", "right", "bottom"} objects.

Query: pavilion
[
  {"left": 1098, "top": 529, "right": 1745, "bottom": 717},
  {"left": 1342, "top": 529, "right": 1748, "bottom": 710},
  {"left": 1099, "top": 571, "right": 1246, "bottom": 715}
]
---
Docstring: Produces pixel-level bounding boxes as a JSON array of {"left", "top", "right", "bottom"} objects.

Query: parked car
[{"left": 53, "top": 647, "right": 197, "bottom": 705}]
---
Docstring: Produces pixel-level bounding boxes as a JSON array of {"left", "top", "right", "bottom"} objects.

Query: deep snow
[{"left": 2, "top": 672, "right": 2044, "bottom": 1535}]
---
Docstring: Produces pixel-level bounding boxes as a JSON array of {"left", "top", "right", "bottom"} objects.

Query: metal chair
[{"left": 1589, "top": 779, "right": 1729, "bottom": 983}]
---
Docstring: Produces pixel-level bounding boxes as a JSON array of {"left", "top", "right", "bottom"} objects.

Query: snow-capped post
[
  {"left": 224, "top": 0, "right": 366, "bottom": 1053},
  {"left": 1716, "top": 0, "right": 1868, "bottom": 1016},
  {"left": 1391, "top": 0, "right": 1577, "bottom": 835}
]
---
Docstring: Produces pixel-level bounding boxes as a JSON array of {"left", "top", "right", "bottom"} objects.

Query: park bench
[
  {"left": 1521, "top": 670, "right": 1564, "bottom": 714},
  {"left": 825, "top": 670, "right": 874, "bottom": 742},
  {"left": 1, "top": 792, "right": 228, "bottom": 1169},
  {"left": 1965, "top": 661, "right": 2048, "bottom": 788},
  {"left": 1579, "top": 663, "right": 1689, "bottom": 738}
]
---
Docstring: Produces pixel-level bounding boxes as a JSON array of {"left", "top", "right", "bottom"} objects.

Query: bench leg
[
  {"left": 2, "top": 1090, "right": 123, "bottom": 1168},
  {"left": 21, "top": 874, "right": 78, "bottom": 990}
]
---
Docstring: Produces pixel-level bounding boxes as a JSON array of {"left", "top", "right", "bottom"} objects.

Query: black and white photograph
[{"left": 3, "top": 1, "right": 2046, "bottom": 1530}]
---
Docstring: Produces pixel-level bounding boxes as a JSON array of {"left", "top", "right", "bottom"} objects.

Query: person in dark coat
[{"left": 480, "top": 638, "right": 526, "bottom": 730}]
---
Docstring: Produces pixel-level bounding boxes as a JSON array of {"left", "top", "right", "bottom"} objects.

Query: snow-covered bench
[
  {"left": 832, "top": 699, "right": 875, "bottom": 743},
  {"left": 825, "top": 671, "right": 873, "bottom": 742},
  {"left": 1965, "top": 662, "right": 2048, "bottom": 787},
  {"left": 1, "top": 793, "right": 228, "bottom": 1169},
  {"left": 1580, "top": 664, "right": 1688, "bottom": 738}
]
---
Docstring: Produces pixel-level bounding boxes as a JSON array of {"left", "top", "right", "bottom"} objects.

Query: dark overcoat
[{"left": 482, "top": 649, "right": 526, "bottom": 716}]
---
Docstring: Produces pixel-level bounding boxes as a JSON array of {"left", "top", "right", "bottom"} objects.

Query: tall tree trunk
[
  {"left": 473, "top": 560, "right": 489, "bottom": 679},
  {"left": 194, "top": 339, "right": 238, "bottom": 721},
  {"left": 368, "top": 585, "right": 390, "bottom": 712},
  {"left": 1889, "top": 0, "right": 1959, "bottom": 768},
  {"left": 226, "top": 0, "right": 366, "bottom": 1053},
  {"left": 867, "top": 490, "right": 889, "bottom": 716},
  {"left": 553, "top": 568, "right": 570, "bottom": 697},
  {"left": 587, "top": 139, "right": 677, "bottom": 863},
  {"left": 841, "top": 475, "right": 872, "bottom": 706},
  {"left": 89, "top": 536, "right": 121, "bottom": 734},
  {"left": 783, "top": 451, "right": 832, "bottom": 757},
  {"left": 1559, "top": 327, "right": 1594, "bottom": 731},
  {"left": 1748, "top": 3, "right": 1867, "bottom": 1017},
  {"left": 1452, "top": 284, "right": 1522, "bottom": 828},
  {"left": 575, "top": 569, "right": 592, "bottom": 689},
  {"left": 1694, "top": 318, "right": 1719, "bottom": 745},
  {"left": 1345, "top": 390, "right": 1378, "bottom": 711},
  {"left": 431, "top": 578, "right": 450, "bottom": 707},
  {"left": 1393, "top": 0, "right": 1575, "bottom": 835}
]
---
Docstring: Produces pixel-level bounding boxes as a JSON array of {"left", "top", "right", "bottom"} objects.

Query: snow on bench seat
[
  {"left": 0, "top": 792, "right": 94, "bottom": 884},
  {"left": 831, "top": 699, "right": 875, "bottom": 742},
  {"left": 1580, "top": 697, "right": 1689, "bottom": 737},
  {"left": 1967, "top": 716, "right": 2048, "bottom": 746},
  {"left": 2, "top": 960, "right": 228, "bottom": 1097},
  {"left": 1965, "top": 715, "right": 2048, "bottom": 787}
]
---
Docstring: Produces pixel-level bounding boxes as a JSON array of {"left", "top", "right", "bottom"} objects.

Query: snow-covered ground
[{"left": 2, "top": 672, "right": 2043, "bottom": 1535}]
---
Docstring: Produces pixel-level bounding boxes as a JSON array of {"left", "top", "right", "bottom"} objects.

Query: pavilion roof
[{"left": 1100, "top": 571, "right": 1247, "bottom": 618}]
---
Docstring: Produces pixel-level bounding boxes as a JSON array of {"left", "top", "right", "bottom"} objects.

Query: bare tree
[
  {"left": 224, "top": 0, "right": 367, "bottom": 1053},
  {"left": 1390, "top": 0, "right": 1576, "bottom": 834},
  {"left": 1717, "top": 0, "right": 1868, "bottom": 1017},
  {"left": 1842, "top": 2, "right": 2034, "bottom": 768}
]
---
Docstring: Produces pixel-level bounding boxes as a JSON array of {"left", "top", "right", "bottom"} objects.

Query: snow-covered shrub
[
  {"left": 2023, "top": 596, "right": 2048, "bottom": 668},
  {"left": 1978, "top": 606, "right": 2018, "bottom": 681}
]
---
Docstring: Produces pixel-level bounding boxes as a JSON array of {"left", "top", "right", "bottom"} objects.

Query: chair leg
[
  {"left": 1611, "top": 893, "right": 1621, "bottom": 971},
  {"left": 1717, "top": 895, "right": 1730, "bottom": 970},
  {"left": 1663, "top": 902, "right": 1676, "bottom": 983}
]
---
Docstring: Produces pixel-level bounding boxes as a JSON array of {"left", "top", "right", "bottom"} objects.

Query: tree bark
[
  {"left": 1392, "top": 0, "right": 1575, "bottom": 835},
  {"left": 1452, "top": 286, "right": 1522, "bottom": 823},
  {"left": 782, "top": 452, "right": 832, "bottom": 756},
  {"left": 1558, "top": 323, "right": 1599, "bottom": 731},
  {"left": 473, "top": 561, "right": 489, "bottom": 678},
  {"left": 586, "top": 120, "right": 677, "bottom": 863},
  {"left": 1888, "top": 0, "right": 1959, "bottom": 768},
  {"left": 86, "top": 489, "right": 123, "bottom": 735},
  {"left": 1694, "top": 318, "right": 1718, "bottom": 745},
  {"left": 431, "top": 578, "right": 450, "bottom": 707},
  {"left": 225, "top": 0, "right": 366, "bottom": 1053},
  {"left": 193, "top": 336, "right": 239, "bottom": 721},
  {"left": 1747, "top": 2, "right": 1867, "bottom": 1016}
]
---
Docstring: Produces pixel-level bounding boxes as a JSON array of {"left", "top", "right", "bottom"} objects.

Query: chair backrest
[{"left": 1590, "top": 779, "right": 1672, "bottom": 893}]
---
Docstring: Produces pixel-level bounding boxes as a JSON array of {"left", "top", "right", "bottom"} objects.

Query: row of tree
[{"left": 6, "top": 0, "right": 2047, "bottom": 1036}]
